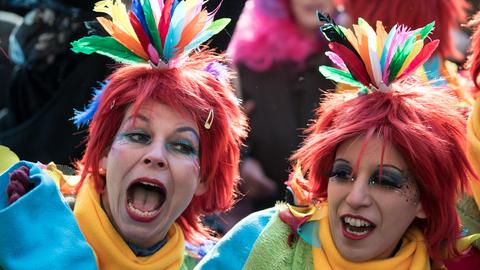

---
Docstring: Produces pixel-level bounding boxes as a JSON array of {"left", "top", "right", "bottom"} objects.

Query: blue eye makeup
[
  {"left": 120, "top": 130, "right": 152, "bottom": 144},
  {"left": 329, "top": 160, "right": 408, "bottom": 189},
  {"left": 328, "top": 159, "right": 420, "bottom": 204},
  {"left": 167, "top": 139, "right": 198, "bottom": 156}
]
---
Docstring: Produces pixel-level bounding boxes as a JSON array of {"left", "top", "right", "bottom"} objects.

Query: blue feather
[
  {"left": 132, "top": 0, "right": 153, "bottom": 44},
  {"left": 170, "top": 0, "right": 180, "bottom": 18},
  {"left": 71, "top": 81, "right": 109, "bottom": 128},
  {"left": 163, "top": 0, "right": 187, "bottom": 59},
  {"left": 380, "top": 25, "right": 397, "bottom": 75}
]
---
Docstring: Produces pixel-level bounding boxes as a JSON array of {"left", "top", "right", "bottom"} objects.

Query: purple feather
[
  {"left": 72, "top": 81, "right": 109, "bottom": 128},
  {"left": 205, "top": 61, "right": 229, "bottom": 83}
]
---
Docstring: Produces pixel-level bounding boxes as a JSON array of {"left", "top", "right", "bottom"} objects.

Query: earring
[{"left": 99, "top": 167, "right": 106, "bottom": 176}]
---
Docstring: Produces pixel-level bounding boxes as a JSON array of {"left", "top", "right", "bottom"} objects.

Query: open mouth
[
  {"left": 126, "top": 179, "right": 166, "bottom": 222},
  {"left": 341, "top": 215, "right": 376, "bottom": 240}
]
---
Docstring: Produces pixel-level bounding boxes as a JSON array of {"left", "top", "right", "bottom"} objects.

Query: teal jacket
[{"left": 0, "top": 161, "right": 97, "bottom": 270}]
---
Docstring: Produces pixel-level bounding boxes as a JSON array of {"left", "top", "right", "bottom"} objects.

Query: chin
[{"left": 340, "top": 250, "right": 374, "bottom": 262}]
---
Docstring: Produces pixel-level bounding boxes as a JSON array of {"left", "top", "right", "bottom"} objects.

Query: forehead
[
  {"left": 122, "top": 101, "right": 198, "bottom": 131},
  {"left": 335, "top": 135, "right": 408, "bottom": 171}
]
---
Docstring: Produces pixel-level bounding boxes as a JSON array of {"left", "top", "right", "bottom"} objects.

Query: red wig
[
  {"left": 342, "top": 0, "right": 469, "bottom": 59},
  {"left": 469, "top": 11, "right": 480, "bottom": 90},
  {"left": 78, "top": 50, "right": 248, "bottom": 243},
  {"left": 292, "top": 84, "right": 474, "bottom": 260}
]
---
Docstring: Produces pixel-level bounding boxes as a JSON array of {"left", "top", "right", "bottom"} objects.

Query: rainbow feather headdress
[
  {"left": 317, "top": 13, "right": 439, "bottom": 95},
  {"left": 71, "top": 0, "right": 230, "bottom": 68},
  {"left": 71, "top": 0, "right": 230, "bottom": 127}
]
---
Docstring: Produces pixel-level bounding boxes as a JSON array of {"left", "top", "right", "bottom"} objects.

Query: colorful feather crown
[
  {"left": 71, "top": 0, "right": 230, "bottom": 68},
  {"left": 317, "top": 13, "right": 439, "bottom": 95}
]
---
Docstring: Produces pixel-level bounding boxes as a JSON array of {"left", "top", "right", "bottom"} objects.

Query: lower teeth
[
  {"left": 346, "top": 226, "right": 369, "bottom": 236},
  {"left": 128, "top": 201, "right": 158, "bottom": 217}
]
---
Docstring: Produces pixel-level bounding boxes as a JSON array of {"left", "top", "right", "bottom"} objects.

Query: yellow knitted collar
[{"left": 74, "top": 177, "right": 185, "bottom": 270}]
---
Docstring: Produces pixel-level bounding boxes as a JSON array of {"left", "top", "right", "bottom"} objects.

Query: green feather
[
  {"left": 71, "top": 36, "right": 145, "bottom": 64},
  {"left": 388, "top": 34, "right": 417, "bottom": 82},
  {"left": 319, "top": 65, "right": 365, "bottom": 88},
  {"left": 388, "top": 21, "right": 435, "bottom": 82},
  {"left": 417, "top": 21, "right": 435, "bottom": 39},
  {"left": 142, "top": 0, "right": 163, "bottom": 55},
  {"left": 206, "top": 18, "right": 231, "bottom": 35}
]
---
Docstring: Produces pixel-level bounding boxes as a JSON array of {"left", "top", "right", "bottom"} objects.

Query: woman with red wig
[
  {"left": 0, "top": 0, "right": 247, "bottom": 269},
  {"left": 195, "top": 15, "right": 480, "bottom": 269},
  {"left": 223, "top": 0, "right": 345, "bottom": 227}
]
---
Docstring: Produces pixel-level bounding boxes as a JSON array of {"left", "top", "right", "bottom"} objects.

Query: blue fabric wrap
[
  {"left": 0, "top": 161, "right": 97, "bottom": 270},
  {"left": 194, "top": 207, "right": 276, "bottom": 270}
]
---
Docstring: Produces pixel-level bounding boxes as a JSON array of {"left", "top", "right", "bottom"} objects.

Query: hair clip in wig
[
  {"left": 317, "top": 12, "right": 440, "bottom": 95},
  {"left": 204, "top": 109, "right": 214, "bottom": 129}
]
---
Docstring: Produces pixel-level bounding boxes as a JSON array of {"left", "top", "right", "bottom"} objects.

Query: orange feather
[
  {"left": 175, "top": 10, "right": 208, "bottom": 56},
  {"left": 97, "top": 17, "right": 148, "bottom": 59}
]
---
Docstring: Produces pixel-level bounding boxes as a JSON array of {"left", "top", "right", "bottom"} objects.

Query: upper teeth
[
  {"left": 140, "top": 181, "right": 160, "bottom": 188},
  {"left": 344, "top": 216, "right": 372, "bottom": 227}
]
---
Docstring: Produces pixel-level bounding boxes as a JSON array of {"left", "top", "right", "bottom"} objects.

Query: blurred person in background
[{"left": 221, "top": 0, "right": 347, "bottom": 230}]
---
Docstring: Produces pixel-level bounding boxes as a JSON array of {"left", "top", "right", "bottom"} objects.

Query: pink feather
[{"left": 325, "top": 51, "right": 348, "bottom": 70}]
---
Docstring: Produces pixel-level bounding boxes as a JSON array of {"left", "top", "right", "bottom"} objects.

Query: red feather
[
  {"left": 128, "top": 11, "right": 151, "bottom": 57},
  {"left": 158, "top": 0, "right": 174, "bottom": 46},
  {"left": 396, "top": 40, "right": 440, "bottom": 81},
  {"left": 329, "top": 42, "right": 372, "bottom": 86}
]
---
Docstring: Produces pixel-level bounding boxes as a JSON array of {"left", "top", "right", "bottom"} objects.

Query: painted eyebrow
[
  {"left": 334, "top": 159, "right": 404, "bottom": 174},
  {"left": 124, "top": 114, "right": 199, "bottom": 142},
  {"left": 124, "top": 114, "right": 150, "bottom": 125},
  {"left": 176, "top": 126, "right": 200, "bottom": 143},
  {"left": 333, "top": 158, "right": 350, "bottom": 164}
]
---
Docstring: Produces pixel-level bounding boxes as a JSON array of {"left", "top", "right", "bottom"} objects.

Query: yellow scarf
[
  {"left": 312, "top": 216, "right": 430, "bottom": 270},
  {"left": 74, "top": 177, "right": 185, "bottom": 270},
  {"left": 467, "top": 97, "right": 480, "bottom": 207}
]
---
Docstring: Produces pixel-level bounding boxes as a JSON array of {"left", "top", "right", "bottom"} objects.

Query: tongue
[
  {"left": 347, "top": 224, "right": 372, "bottom": 232},
  {"left": 131, "top": 185, "right": 162, "bottom": 212}
]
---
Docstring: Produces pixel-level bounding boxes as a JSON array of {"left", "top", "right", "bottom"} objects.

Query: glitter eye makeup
[
  {"left": 328, "top": 160, "right": 420, "bottom": 204},
  {"left": 369, "top": 168, "right": 420, "bottom": 204}
]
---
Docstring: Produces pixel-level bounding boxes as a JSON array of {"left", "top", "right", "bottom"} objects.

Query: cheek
[
  {"left": 327, "top": 182, "right": 345, "bottom": 205},
  {"left": 192, "top": 157, "right": 200, "bottom": 177}
]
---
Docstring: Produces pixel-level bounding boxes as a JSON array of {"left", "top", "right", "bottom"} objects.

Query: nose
[
  {"left": 143, "top": 145, "right": 168, "bottom": 169},
  {"left": 345, "top": 174, "right": 373, "bottom": 209}
]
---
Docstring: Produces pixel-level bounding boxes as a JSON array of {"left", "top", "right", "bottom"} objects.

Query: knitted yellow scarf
[
  {"left": 74, "top": 177, "right": 185, "bottom": 270},
  {"left": 312, "top": 216, "right": 430, "bottom": 270},
  {"left": 467, "top": 97, "right": 480, "bottom": 207}
]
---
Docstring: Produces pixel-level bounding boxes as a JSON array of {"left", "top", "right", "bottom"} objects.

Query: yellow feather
[
  {"left": 94, "top": 0, "right": 137, "bottom": 37},
  {"left": 97, "top": 17, "right": 148, "bottom": 59},
  {"left": 339, "top": 25, "right": 359, "bottom": 53},
  {"left": 397, "top": 40, "right": 423, "bottom": 76},
  {"left": 375, "top": 21, "right": 388, "bottom": 58}
]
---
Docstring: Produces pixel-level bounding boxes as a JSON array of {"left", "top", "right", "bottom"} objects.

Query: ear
[
  {"left": 99, "top": 156, "right": 108, "bottom": 175},
  {"left": 194, "top": 179, "right": 207, "bottom": 196},
  {"left": 415, "top": 203, "right": 426, "bottom": 219}
]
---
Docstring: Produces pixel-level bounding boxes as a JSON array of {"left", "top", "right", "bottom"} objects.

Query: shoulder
[{"left": 194, "top": 207, "right": 278, "bottom": 270}]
